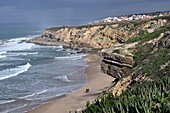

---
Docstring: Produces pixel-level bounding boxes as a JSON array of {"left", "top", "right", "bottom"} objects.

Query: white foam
[
  {"left": 0, "top": 35, "right": 38, "bottom": 53},
  {"left": 36, "top": 89, "right": 47, "bottom": 95},
  {"left": 0, "top": 100, "right": 16, "bottom": 105},
  {"left": 4, "top": 104, "right": 27, "bottom": 113},
  {"left": 0, "top": 51, "right": 7, "bottom": 55},
  {"left": 19, "top": 94, "right": 36, "bottom": 99},
  {"left": 67, "top": 67, "right": 85, "bottom": 76},
  {"left": 7, "top": 52, "right": 38, "bottom": 56},
  {"left": 54, "top": 75, "right": 71, "bottom": 82},
  {"left": 2, "top": 42, "right": 35, "bottom": 51},
  {"left": 19, "top": 90, "right": 47, "bottom": 99},
  {"left": 8, "top": 35, "right": 40, "bottom": 43},
  {"left": 0, "top": 55, "right": 6, "bottom": 59},
  {"left": 17, "top": 52, "right": 38, "bottom": 56},
  {"left": 56, "top": 49, "right": 62, "bottom": 52},
  {"left": 54, "top": 67, "right": 85, "bottom": 83},
  {"left": 0, "top": 63, "right": 31, "bottom": 80},
  {"left": 26, "top": 93, "right": 66, "bottom": 101},
  {"left": 56, "top": 45, "right": 63, "bottom": 49},
  {"left": 55, "top": 54, "right": 88, "bottom": 60},
  {"left": 0, "top": 51, "right": 7, "bottom": 59},
  {"left": 56, "top": 45, "right": 63, "bottom": 51},
  {"left": 2, "top": 57, "right": 25, "bottom": 62}
]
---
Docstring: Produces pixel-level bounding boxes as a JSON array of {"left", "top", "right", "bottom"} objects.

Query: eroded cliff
[
  {"left": 30, "top": 17, "right": 168, "bottom": 49},
  {"left": 100, "top": 24, "right": 170, "bottom": 96}
]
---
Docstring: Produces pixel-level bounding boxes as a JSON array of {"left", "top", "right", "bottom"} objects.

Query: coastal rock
[
  {"left": 29, "top": 18, "right": 168, "bottom": 49},
  {"left": 100, "top": 42, "right": 136, "bottom": 78},
  {"left": 101, "top": 52, "right": 134, "bottom": 78}
]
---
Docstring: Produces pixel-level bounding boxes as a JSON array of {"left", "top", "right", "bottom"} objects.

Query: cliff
[
  {"left": 101, "top": 43, "right": 135, "bottom": 78},
  {"left": 30, "top": 17, "right": 168, "bottom": 49},
  {"left": 84, "top": 22, "right": 170, "bottom": 113},
  {"left": 100, "top": 16, "right": 170, "bottom": 79},
  {"left": 100, "top": 24, "right": 170, "bottom": 94}
]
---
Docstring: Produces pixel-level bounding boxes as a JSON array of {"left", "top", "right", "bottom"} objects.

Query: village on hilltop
[{"left": 94, "top": 11, "right": 170, "bottom": 23}]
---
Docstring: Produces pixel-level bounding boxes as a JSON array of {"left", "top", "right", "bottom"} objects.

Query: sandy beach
[{"left": 28, "top": 54, "right": 114, "bottom": 113}]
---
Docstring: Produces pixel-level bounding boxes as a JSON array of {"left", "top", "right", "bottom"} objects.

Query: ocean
[{"left": 0, "top": 23, "right": 88, "bottom": 113}]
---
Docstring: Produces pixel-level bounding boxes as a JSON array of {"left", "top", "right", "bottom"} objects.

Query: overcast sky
[{"left": 0, "top": 0, "right": 170, "bottom": 26}]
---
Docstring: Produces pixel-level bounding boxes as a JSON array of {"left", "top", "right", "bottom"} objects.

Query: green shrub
[
  {"left": 83, "top": 24, "right": 170, "bottom": 113},
  {"left": 126, "top": 25, "right": 170, "bottom": 44},
  {"left": 83, "top": 76, "right": 170, "bottom": 113}
]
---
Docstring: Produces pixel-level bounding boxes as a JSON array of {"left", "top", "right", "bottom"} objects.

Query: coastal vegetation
[
  {"left": 83, "top": 24, "right": 170, "bottom": 113},
  {"left": 127, "top": 25, "right": 170, "bottom": 44},
  {"left": 84, "top": 76, "right": 169, "bottom": 113}
]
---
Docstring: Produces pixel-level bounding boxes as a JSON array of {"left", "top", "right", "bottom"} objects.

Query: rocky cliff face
[
  {"left": 100, "top": 25, "right": 170, "bottom": 95},
  {"left": 84, "top": 25, "right": 170, "bottom": 112},
  {"left": 101, "top": 30, "right": 170, "bottom": 78},
  {"left": 101, "top": 53, "right": 134, "bottom": 78},
  {"left": 100, "top": 43, "right": 136, "bottom": 78},
  {"left": 30, "top": 18, "right": 168, "bottom": 49}
]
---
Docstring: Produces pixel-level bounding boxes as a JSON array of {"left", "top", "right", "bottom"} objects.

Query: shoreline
[{"left": 27, "top": 54, "right": 114, "bottom": 113}]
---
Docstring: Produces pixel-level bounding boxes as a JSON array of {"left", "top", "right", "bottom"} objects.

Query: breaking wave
[
  {"left": 54, "top": 75, "right": 71, "bottom": 82},
  {"left": 55, "top": 54, "right": 88, "bottom": 60},
  {"left": 0, "top": 100, "right": 16, "bottom": 105},
  {"left": 19, "top": 90, "right": 47, "bottom": 99},
  {"left": 0, "top": 63, "right": 31, "bottom": 81}
]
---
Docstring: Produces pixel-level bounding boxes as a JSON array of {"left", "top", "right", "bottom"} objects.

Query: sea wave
[
  {"left": 0, "top": 35, "right": 38, "bottom": 52},
  {"left": 0, "top": 40, "right": 5, "bottom": 45},
  {"left": 0, "top": 55, "right": 6, "bottom": 59},
  {"left": 68, "top": 67, "right": 85, "bottom": 76},
  {"left": 56, "top": 45, "right": 63, "bottom": 49},
  {"left": 3, "top": 42, "right": 35, "bottom": 51},
  {"left": 54, "top": 75, "right": 71, "bottom": 82},
  {"left": 19, "top": 90, "right": 47, "bottom": 99},
  {"left": 0, "top": 51, "right": 7, "bottom": 59},
  {"left": 56, "top": 45, "right": 63, "bottom": 51},
  {"left": 7, "top": 52, "right": 38, "bottom": 56},
  {"left": 0, "top": 42, "right": 35, "bottom": 52},
  {"left": 19, "top": 94, "right": 36, "bottom": 99},
  {"left": 55, "top": 54, "right": 88, "bottom": 60},
  {"left": 0, "top": 100, "right": 16, "bottom": 105},
  {"left": 0, "top": 51, "right": 7, "bottom": 55},
  {"left": 54, "top": 67, "right": 85, "bottom": 82},
  {"left": 8, "top": 35, "right": 40, "bottom": 43},
  {"left": 36, "top": 89, "right": 47, "bottom": 95},
  {"left": 0, "top": 63, "right": 31, "bottom": 81},
  {"left": 25, "top": 93, "right": 66, "bottom": 101},
  {"left": 4, "top": 104, "right": 27, "bottom": 113}
]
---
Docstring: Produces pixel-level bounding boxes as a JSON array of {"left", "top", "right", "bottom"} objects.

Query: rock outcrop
[
  {"left": 101, "top": 53, "right": 134, "bottom": 78},
  {"left": 100, "top": 27, "right": 170, "bottom": 97},
  {"left": 100, "top": 43, "right": 136, "bottom": 78},
  {"left": 30, "top": 18, "right": 168, "bottom": 49}
]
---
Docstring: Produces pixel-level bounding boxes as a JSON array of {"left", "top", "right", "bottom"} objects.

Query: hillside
[
  {"left": 84, "top": 20, "right": 170, "bottom": 113},
  {"left": 29, "top": 16, "right": 169, "bottom": 49},
  {"left": 29, "top": 15, "right": 170, "bottom": 113}
]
